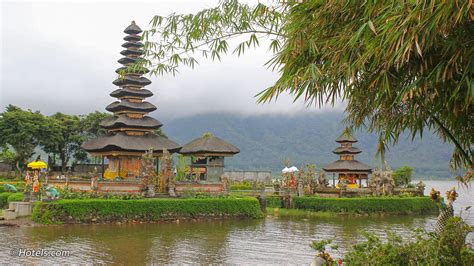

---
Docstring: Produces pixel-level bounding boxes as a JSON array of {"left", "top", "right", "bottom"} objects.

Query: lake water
[{"left": 1, "top": 180, "right": 472, "bottom": 264}]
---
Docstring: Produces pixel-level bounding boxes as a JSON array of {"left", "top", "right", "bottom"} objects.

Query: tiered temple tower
[
  {"left": 323, "top": 132, "right": 372, "bottom": 187},
  {"left": 82, "top": 21, "right": 181, "bottom": 179}
]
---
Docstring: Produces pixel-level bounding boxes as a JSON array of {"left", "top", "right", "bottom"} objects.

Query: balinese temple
[
  {"left": 323, "top": 132, "right": 372, "bottom": 188},
  {"left": 82, "top": 21, "right": 181, "bottom": 179},
  {"left": 179, "top": 133, "right": 239, "bottom": 182}
]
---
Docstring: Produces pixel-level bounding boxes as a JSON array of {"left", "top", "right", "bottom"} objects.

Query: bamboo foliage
[{"left": 139, "top": 0, "right": 473, "bottom": 180}]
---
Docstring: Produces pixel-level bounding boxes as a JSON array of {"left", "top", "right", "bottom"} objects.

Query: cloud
[{"left": 0, "top": 0, "right": 345, "bottom": 119}]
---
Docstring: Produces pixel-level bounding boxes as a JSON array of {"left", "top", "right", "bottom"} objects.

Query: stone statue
[
  {"left": 416, "top": 180, "right": 425, "bottom": 195},
  {"left": 369, "top": 167, "right": 381, "bottom": 196},
  {"left": 338, "top": 177, "right": 348, "bottom": 197},
  {"left": 273, "top": 179, "right": 281, "bottom": 195},
  {"left": 381, "top": 169, "right": 395, "bottom": 195},
  {"left": 90, "top": 167, "right": 99, "bottom": 192},
  {"left": 168, "top": 174, "right": 176, "bottom": 197},
  {"left": 141, "top": 148, "right": 156, "bottom": 197},
  {"left": 369, "top": 167, "right": 395, "bottom": 196},
  {"left": 161, "top": 149, "right": 172, "bottom": 194},
  {"left": 317, "top": 170, "right": 328, "bottom": 188},
  {"left": 297, "top": 172, "right": 304, "bottom": 196},
  {"left": 220, "top": 173, "right": 230, "bottom": 195},
  {"left": 281, "top": 173, "right": 288, "bottom": 189}
]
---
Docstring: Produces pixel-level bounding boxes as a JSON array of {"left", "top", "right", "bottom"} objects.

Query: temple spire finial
[{"left": 124, "top": 20, "right": 142, "bottom": 35}]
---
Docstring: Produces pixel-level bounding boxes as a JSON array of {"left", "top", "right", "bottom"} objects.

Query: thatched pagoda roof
[
  {"left": 180, "top": 133, "right": 239, "bottom": 156},
  {"left": 123, "top": 35, "right": 141, "bottom": 42},
  {"left": 112, "top": 76, "right": 151, "bottom": 86},
  {"left": 323, "top": 160, "right": 372, "bottom": 173},
  {"left": 82, "top": 21, "right": 181, "bottom": 156},
  {"left": 100, "top": 115, "right": 162, "bottom": 130},
  {"left": 110, "top": 87, "right": 153, "bottom": 98},
  {"left": 120, "top": 49, "right": 144, "bottom": 57},
  {"left": 122, "top": 41, "right": 144, "bottom": 48},
  {"left": 82, "top": 133, "right": 180, "bottom": 154},
  {"left": 332, "top": 146, "right": 361, "bottom": 154},
  {"left": 105, "top": 100, "right": 157, "bottom": 113},
  {"left": 124, "top": 21, "right": 142, "bottom": 34},
  {"left": 115, "top": 66, "right": 149, "bottom": 75},
  {"left": 336, "top": 132, "right": 357, "bottom": 143}
]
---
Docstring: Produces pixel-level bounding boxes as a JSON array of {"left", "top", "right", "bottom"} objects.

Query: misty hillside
[{"left": 159, "top": 112, "right": 454, "bottom": 178}]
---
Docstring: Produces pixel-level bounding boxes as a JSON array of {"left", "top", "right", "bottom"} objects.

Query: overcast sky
[{"left": 0, "top": 0, "right": 344, "bottom": 119}]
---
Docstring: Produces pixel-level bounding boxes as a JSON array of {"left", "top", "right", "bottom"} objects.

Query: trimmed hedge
[
  {"left": 0, "top": 192, "right": 25, "bottom": 208},
  {"left": 32, "top": 197, "right": 263, "bottom": 224},
  {"left": 7, "top": 192, "right": 24, "bottom": 202},
  {"left": 230, "top": 184, "right": 253, "bottom": 190},
  {"left": 0, "top": 192, "right": 12, "bottom": 208},
  {"left": 294, "top": 196, "right": 438, "bottom": 214}
]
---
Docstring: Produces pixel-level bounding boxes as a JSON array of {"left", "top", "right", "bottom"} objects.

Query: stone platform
[
  {"left": 47, "top": 179, "right": 225, "bottom": 196},
  {"left": 4, "top": 202, "right": 33, "bottom": 220}
]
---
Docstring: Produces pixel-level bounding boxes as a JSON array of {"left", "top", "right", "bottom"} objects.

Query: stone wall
[
  {"left": 0, "top": 162, "right": 12, "bottom": 172},
  {"left": 73, "top": 164, "right": 103, "bottom": 174},
  {"left": 47, "top": 179, "right": 142, "bottom": 194},
  {"left": 224, "top": 171, "right": 272, "bottom": 183}
]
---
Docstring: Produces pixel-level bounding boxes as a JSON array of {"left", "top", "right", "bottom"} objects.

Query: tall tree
[
  {"left": 393, "top": 166, "right": 414, "bottom": 187},
  {"left": 139, "top": 0, "right": 473, "bottom": 180},
  {"left": 0, "top": 105, "right": 46, "bottom": 174},
  {"left": 40, "top": 113, "right": 85, "bottom": 173},
  {"left": 79, "top": 111, "right": 111, "bottom": 138}
]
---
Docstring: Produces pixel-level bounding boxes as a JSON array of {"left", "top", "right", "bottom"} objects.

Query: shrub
[
  {"left": 230, "top": 184, "right": 253, "bottom": 190},
  {"left": 56, "top": 187, "right": 142, "bottom": 200},
  {"left": 344, "top": 217, "right": 474, "bottom": 265},
  {"left": 7, "top": 192, "right": 24, "bottom": 202},
  {"left": 0, "top": 192, "right": 13, "bottom": 208},
  {"left": 393, "top": 166, "right": 413, "bottom": 187},
  {"left": 294, "top": 196, "right": 437, "bottom": 214},
  {"left": 32, "top": 197, "right": 263, "bottom": 224},
  {"left": 266, "top": 196, "right": 283, "bottom": 208}
]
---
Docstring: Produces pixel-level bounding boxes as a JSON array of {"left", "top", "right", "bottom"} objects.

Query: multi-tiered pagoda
[
  {"left": 82, "top": 21, "right": 181, "bottom": 179},
  {"left": 323, "top": 132, "right": 372, "bottom": 188}
]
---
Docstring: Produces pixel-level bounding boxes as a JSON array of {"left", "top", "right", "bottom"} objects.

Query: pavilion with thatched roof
[
  {"left": 180, "top": 133, "right": 239, "bottom": 182},
  {"left": 323, "top": 132, "right": 372, "bottom": 188}
]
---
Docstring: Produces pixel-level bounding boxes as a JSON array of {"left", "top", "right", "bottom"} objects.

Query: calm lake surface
[{"left": 1, "top": 180, "right": 472, "bottom": 264}]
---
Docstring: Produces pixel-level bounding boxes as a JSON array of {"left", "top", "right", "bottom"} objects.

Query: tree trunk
[
  {"left": 60, "top": 153, "right": 67, "bottom": 174},
  {"left": 16, "top": 160, "right": 23, "bottom": 177}
]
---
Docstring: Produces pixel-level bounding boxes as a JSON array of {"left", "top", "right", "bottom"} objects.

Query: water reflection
[
  {"left": 1, "top": 215, "right": 437, "bottom": 264},
  {"left": 0, "top": 180, "right": 472, "bottom": 264}
]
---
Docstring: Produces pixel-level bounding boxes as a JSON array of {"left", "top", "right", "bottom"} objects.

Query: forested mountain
[{"left": 161, "top": 112, "right": 454, "bottom": 178}]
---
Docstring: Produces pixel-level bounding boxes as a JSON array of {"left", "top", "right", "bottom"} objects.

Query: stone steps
[{"left": 3, "top": 202, "right": 33, "bottom": 220}]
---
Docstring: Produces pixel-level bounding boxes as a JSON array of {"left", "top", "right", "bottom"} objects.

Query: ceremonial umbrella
[{"left": 27, "top": 161, "right": 47, "bottom": 169}]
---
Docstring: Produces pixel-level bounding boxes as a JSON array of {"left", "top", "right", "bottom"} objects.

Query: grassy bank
[
  {"left": 294, "top": 196, "right": 438, "bottom": 214},
  {"left": 32, "top": 197, "right": 263, "bottom": 224}
]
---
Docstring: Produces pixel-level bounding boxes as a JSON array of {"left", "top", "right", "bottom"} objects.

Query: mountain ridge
[{"left": 158, "top": 112, "right": 454, "bottom": 178}]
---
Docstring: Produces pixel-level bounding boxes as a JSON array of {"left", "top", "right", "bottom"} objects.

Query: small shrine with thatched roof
[
  {"left": 179, "top": 132, "right": 240, "bottom": 182},
  {"left": 323, "top": 132, "right": 372, "bottom": 188}
]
